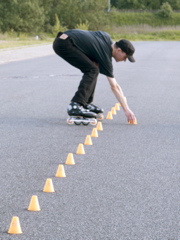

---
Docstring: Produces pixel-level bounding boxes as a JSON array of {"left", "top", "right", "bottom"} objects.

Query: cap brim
[{"left": 128, "top": 55, "right": 135, "bottom": 62}]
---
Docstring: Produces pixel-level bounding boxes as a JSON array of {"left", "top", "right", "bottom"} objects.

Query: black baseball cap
[{"left": 116, "top": 39, "right": 135, "bottom": 62}]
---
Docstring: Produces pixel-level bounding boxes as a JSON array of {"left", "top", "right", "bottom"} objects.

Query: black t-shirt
[{"left": 64, "top": 29, "right": 114, "bottom": 78}]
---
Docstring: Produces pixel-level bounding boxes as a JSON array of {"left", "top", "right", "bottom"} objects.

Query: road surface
[{"left": 0, "top": 42, "right": 179, "bottom": 240}]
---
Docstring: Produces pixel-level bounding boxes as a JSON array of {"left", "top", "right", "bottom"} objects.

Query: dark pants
[{"left": 53, "top": 32, "right": 99, "bottom": 106}]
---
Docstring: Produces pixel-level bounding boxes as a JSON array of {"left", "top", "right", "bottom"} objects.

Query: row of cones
[
  {"left": 8, "top": 195, "right": 41, "bottom": 234},
  {"left": 106, "top": 102, "right": 137, "bottom": 124},
  {"left": 106, "top": 103, "right": 120, "bottom": 120},
  {"left": 8, "top": 121, "right": 104, "bottom": 234},
  {"left": 65, "top": 123, "right": 102, "bottom": 165},
  {"left": 8, "top": 102, "right": 136, "bottom": 234}
]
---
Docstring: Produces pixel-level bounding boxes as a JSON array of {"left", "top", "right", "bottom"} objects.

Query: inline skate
[
  {"left": 67, "top": 102, "right": 97, "bottom": 125},
  {"left": 85, "top": 103, "right": 104, "bottom": 120}
]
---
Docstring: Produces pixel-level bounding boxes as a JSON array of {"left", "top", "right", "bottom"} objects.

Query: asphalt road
[{"left": 0, "top": 41, "right": 180, "bottom": 240}]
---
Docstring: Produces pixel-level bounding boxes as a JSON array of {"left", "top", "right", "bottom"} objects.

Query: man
[{"left": 53, "top": 29, "right": 136, "bottom": 122}]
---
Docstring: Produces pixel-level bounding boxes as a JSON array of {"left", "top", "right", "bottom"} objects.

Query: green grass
[
  {"left": 0, "top": 40, "right": 52, "bottom": 50},
  {"left": 112, "top": 32, "right": 180, "bottom": 41},
  {"left": 0, "top": 32, "right": 53, "bottom": 49},
  {"left": 110, "top": 10, "right": 180, "bottom": 27},
  {"left": 108, "top": 25, "right": 180, "bottom": 41},
  {"left": 0, "top": 24, "right": 180, "bottom": 50}
]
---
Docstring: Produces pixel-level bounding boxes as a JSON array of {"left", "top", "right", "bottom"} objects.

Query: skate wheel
[
  {"left": 67, "top": 118, "right": 74, "bottom": 125},
  {"left": 90, "top": 119, "right": 97, "bottom": 126},
  {"left": 82, "top": 121, "right": 89, "bottom": 126},
  {"left": 74, "top": 121, "right": 81, "bottom": 125},
  {"left": 97, "top": 114, "right": 104, "bottom": 121}
]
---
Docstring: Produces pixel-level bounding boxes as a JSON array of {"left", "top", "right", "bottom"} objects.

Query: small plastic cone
[
  {"left": 8, "top": 216, "right": 22, "bottom": 234},
  {"left": 97, "top": 122, "right": 103, "bottom": 131},
  {"left": 65, "top": 153, "right": 75, "bottom": 165},
  {"left": 43, "top": 178, "right": 55, "bottom": 192},
  {"left": 91, "top": 128, "right": 98, "bottom": 137},
  {"left": 115, "top": 103, "right": 120, "bottom": 110},
  {"left": 84, "top": 135, "right": 93, "bottom": 145},
  {"left": 55, "top": 164, "right": 66, "bottom": 177},
  {"left": 111, "top": 107, "right": 117, "bottom": 115},
  {"left": 76, "top": 143, "right": 85, "bottom": 154},
  {"left": 106, "top": 111, "right": 113, "bottom": 119},
  {"left": 28, "top": 195, "right": 41, "bottom": 211},
  {"left": 128, "top": 118, "right": 138, "bottom": 125}
]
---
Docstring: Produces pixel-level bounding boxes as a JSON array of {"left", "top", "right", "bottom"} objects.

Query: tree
[
  {"left": 161, "top": 0, "right": 180, "bottom": 9},
  {"left": 80, "top": 0, "right": 109, "bottom": 30},
  {"left": 50, "top": 0, "right": 109, "bottom": 31},
  {"left": 138, "top": 0, "right": 161, "bottom": 9},
  {"left": 39, "top": 0, "right": 60, "bottom": 32},
  {"left": 52, "top": 14, "right": 67, "bottom": 34},
  {"left": 76, "top": 20, "right": 90, "bottom": 31},
  {"left": 0, "top": 0, "right": 45, "bottom": 33},
  {"left": 111, "top": 0, "right": 180, "bottom": 9},
  {"left": 15, "top": 0, "right": 45, "bottom": 33},
  {"left": 112, "top": 0, "right": 141, "bottom": 9},
  {"left": 158, "top": 2, "right": 173, "bottom": 18},
  {"left": 0, "top": 0, "right": 17, "bottom": 32}
]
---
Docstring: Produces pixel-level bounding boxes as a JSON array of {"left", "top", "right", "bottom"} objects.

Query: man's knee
[{"left": 84, "top": 66, "right": 99, "bottom": 77}]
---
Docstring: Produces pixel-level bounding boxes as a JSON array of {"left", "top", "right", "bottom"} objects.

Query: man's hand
[{"left": 124, "top": 108, "right": 137, "bottom": 124}]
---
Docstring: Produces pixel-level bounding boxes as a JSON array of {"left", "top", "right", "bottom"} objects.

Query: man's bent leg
[
  {"left": 53, "top": 36, "right": 99, "bottom": 106},
  {"left": 71, "top": 67, "right": 99, "bottom": 105}
]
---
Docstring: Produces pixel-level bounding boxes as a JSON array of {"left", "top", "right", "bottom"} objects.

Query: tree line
[
  {"left": 111, "top": 0, "right": 180, "bottom": 10},
  {"left": 0, "top": 0, "right": 179, "bottom": 34}
]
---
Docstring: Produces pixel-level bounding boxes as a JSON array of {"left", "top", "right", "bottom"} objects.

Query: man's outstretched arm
[{"left": 107, "top": 77, "right": 136, "bottom": 122}]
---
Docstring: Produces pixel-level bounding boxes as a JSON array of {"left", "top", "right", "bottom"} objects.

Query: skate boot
[
  {"left": 85, "top": 103, "right": 104, "bottom": 120},
  {"left": 67, "top": 102, "right": 97, "bottom": 126}
]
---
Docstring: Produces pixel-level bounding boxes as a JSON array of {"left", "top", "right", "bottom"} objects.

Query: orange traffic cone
[
  {"left": 115, "top": 103, "right": 120, "bottom": 110},
  {"left": 84, "top": 135, "right": 93, "bottom": 145},
  {"left": 111, "top": 107, "right": 117, "bottom": 115},
  {"left": 55, "top": 164, "right": 66, "bottom": 177},
  {"left": 43, "top": 178, "right": 55, "bottom": 192},
  {"left": 76, "top": 143, "right": 85, "bottom": 154},
  {"left": 128, "top": 118, "right": 138, "bottom": 125},
  {"left": 28, "top": 195, "right": 41, "bottom": 211},
  {"left": 97, "top": 122, "right": 103, "bottom": 131},
  {"left": 8, "top": 216, "right": 22, "bottom": 234},
  {"left": 106, "top": 111, "right": 113, "bottom": 119},
  {"left": 91, "top": 128, "right": 98, "bottom": 137},
  {"left": 65, "top": 153, "right": 75, "bottom": 165}
]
